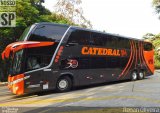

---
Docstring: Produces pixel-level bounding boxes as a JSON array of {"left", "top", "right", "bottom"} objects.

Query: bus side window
[
  {"left": 117, "top": 37, "right": 130, "bottom": 49},
  {"left": 24, "top": 45, "right": 56, "bottom": 72},
  {"left": 144, "top": 42, "right": 153, "bottom": 51},
  {"left": 27, "top": 57, "right": 40, "bottom": 70},
  {"left": 67, "top": 29, "right": 91, "bottom": 46},
  {"left": 91, "top": 33, "right": 105, "bottom": 46},
  {"left": 105, "top": 35, "right": 117, "bottom": 48}
]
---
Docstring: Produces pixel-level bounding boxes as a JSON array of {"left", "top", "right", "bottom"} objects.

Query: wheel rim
[
  {"left": 132, "top": 72, "right": 137, "bottom": 80},
  {"left": 58, "top": 80, "right": 68, "bottom": 89},
  {"left": 139, "top": 72, "right": 144, "bottom": 78}
]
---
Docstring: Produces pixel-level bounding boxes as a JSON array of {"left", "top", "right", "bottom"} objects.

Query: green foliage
[
  {"left": 153, "top": 0, "right": 160, "bottom": 16},
  {"left": 39, "top": 14, "right": 76, "bottom": 25},
  {"left": 142, "top": 33, "right": 155, "bottom": 40},
  {"left": 152, "top": 0, "right": 160, "bottom": 68},
  {"left": 153, "top": 34, "right": 160, "bottom": 69},
  {"left": 154, "top": 53, "right": 160, "bottom": 69}
]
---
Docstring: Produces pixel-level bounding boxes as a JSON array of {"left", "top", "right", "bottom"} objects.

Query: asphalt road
[{"left": 0, "top": 71, "right": 160, "bottom": 113}]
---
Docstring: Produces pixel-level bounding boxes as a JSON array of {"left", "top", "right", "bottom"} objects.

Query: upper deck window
[
  {"left": 67, "top": 29, "right": 91, "bottom": 46},
  {"left": 28, "top": 24, "right": 68, "bottom": 42},
  {"left": 91, "top": 32, "right": 106, "bottom": 46}
]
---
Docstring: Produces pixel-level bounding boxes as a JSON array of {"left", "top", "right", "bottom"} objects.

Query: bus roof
[
  {"left": 34, "top": 22, "right": 70, "bottom": 28},
  {"left": 35, "top": 22, "right": 143, "bottom": 42},
  {"left": 71, "top": 26, "right": 143, "bottom": 42}
]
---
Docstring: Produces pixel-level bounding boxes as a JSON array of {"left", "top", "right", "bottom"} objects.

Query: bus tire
[
  {"left": 56, "top": 76, "right": 72, "bottom": 92},
  {"left": 131, "top": 71, "right": 137, "bottom": 81},
  {"left": 138, "top": 71, "right": 144, "bottom": 80}
]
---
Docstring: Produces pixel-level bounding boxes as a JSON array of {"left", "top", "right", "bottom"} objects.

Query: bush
[{"left": 155, "top": 57, "right": 160, "bottom": 69}]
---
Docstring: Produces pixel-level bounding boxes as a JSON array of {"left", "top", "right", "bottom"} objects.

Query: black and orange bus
[{"left": 1, "top": 22, "right": 154, "bottom": 95}]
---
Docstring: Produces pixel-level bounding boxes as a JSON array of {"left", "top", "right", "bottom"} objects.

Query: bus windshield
[
  {"left": 28, "top": 24, "right": 69, "bottom": 42},
  {"left": 3, "top": 23, "right": 69, "bottom": 76},
  {"left": 11, "top": 50, "right": 23, "bottom": 75}
]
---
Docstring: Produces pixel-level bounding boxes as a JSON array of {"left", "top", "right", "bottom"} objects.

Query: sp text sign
[{"left": 0, "top": 12, "right": 16, "bottom": 27}]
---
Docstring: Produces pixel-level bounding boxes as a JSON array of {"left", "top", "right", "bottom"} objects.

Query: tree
[
  {"left": 153, "top": 0, "right": 160, "bottom": 18},
  {"left": 54, "top": 0, "right": 92, "bottom": 28},
  {"left": 152, "top": 33, "right": 160, "bottom": 49},
  {"left": 153, "top": 0, "right": 160, "bottom": 6},
  {"left": 142, "top": 33, "right": 155, "bottom": 40},
  {"left": 152, "top": 0, "right": 160, "bottom": 68}
]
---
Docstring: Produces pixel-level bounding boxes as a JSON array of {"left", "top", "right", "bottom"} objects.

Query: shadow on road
[{"left": 1, "top": 77, "right": 149, "bottom": 103}]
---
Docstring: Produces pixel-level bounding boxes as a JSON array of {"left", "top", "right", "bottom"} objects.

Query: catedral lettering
[
  {"left": 1, "top": 22, "right": 154, "bottom": 95},
  {"left": 82, "top": 47, "right": 121, "bottom": 56}
]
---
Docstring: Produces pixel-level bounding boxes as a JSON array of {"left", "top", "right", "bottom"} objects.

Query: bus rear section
[
  {"left": 142, "top": 42, "right": 154, "bottom": 76},
  {"left": 129, "top": 41, "right": 155, "bottom": 81}
]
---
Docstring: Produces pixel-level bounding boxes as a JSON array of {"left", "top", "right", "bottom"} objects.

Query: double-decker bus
[{"left": 1, "top": 22, "right": 154, "bottom": 95}]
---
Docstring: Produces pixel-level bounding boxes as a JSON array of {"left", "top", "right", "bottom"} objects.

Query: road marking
[
  {"left": 1, "top": 95, "right": 160, "bottom": 107},
  {"left": 0, "top": 95, "right": 38, "bottom": 104},
  {"left": 39, "top": 108, "right": 51, "bottom": 113},
  {"left": 0, "top": 92, "right": 88, "bottom": 106},
  {"left": 133, "top": 89, "right": 160, "bottom": 93}
]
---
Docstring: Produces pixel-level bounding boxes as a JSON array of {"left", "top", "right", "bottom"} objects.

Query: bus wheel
[
  {"left": 56, "top": 76, "right": 72, "bottom": 92},
  {"left": 131, "top": 71, "right": 137, "bottom": 81},
  {"left": 138, "top": 71, "right": 144, "bottom": 80}
]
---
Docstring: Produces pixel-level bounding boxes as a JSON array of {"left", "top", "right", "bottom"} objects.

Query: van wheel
[
  {"left": 56, "top": 76, "right": 72, "bottom": 92},
  {"left": 131, "top": 71, "right": 137, "bottom": 81},
  {"left": 138, "top": 71, "right": 144, "bottom": 80}
]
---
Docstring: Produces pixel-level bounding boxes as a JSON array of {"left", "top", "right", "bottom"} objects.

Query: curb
[{"left": 0, "top": 82, "right": 8, "bottom": 86}]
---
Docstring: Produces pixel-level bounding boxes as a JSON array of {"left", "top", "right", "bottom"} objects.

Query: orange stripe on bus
[
  {"left": 118, "top": 41, "right": 133, "bottom": 79},
  {"left": 141, "top": 42, "right": 154, "bottom": 74},
  {"left": 2, "top": 41, "right": 55, "bottom": 60},
  {"left": 140, "top": 42, "right": 147, "bottom": 69},
  {"left": 123, "top": 41, "right": 135, "bottom": 78},
  {"left": 138, "top": 42, "right": 142, "bottom": 67},
  {"left": 135, "top": 42, "right": 137, "bottom": 68},
  {"left": 143, "top": 50, "right": 154, "bottom": 74},
  {"left": 8, "top": 74, "right": 24, "bottom": 95}
]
